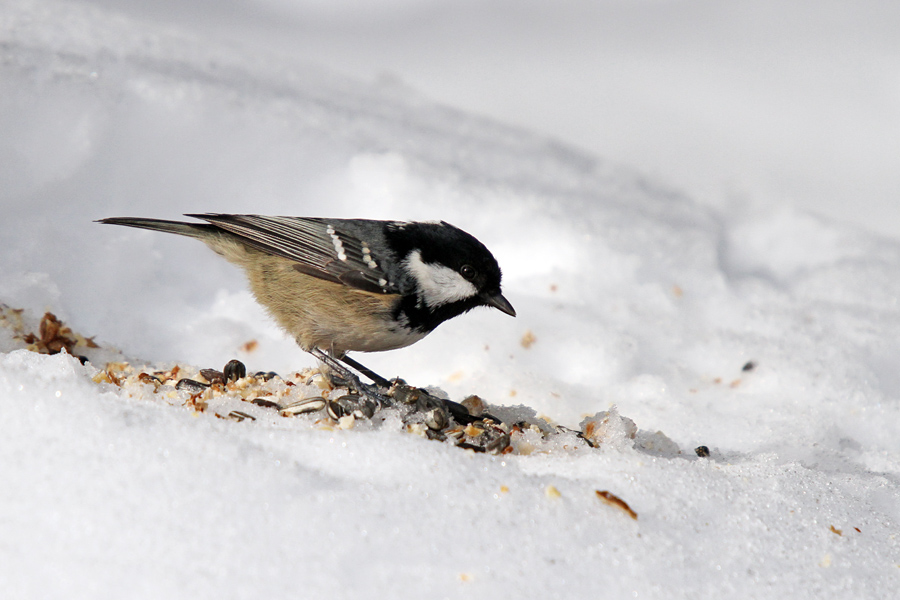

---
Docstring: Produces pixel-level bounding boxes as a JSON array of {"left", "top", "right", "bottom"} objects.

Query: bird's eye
[{"left": 460, "top": 265, "right": 476, "bottom": 281}]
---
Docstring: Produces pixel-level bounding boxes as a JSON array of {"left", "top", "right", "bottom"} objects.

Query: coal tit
[{"left": 98, "top": 214, "right": 516, "bottom": 358}]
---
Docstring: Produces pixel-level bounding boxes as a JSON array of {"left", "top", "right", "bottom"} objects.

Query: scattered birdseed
[
  {"left": 224, "top": 359, "right": 246, "bottom": 382},
  {"left": 595, "top": 490, "right": 638, "bottom": 520},
  {"left": 282, "top": 397, "right": 327, "bottom": 416},
  {"left": 520, "top": 330, "right": 537, "bottom": 349},
  {"left": 227, "top": 411, "right": 255, "bottom": 422},
  {"left": 1, "top": 306, "right": 677, "bottom": 468},
  {"left": 175, "top": 378, "right": 208, "bottom": 394},
  {"left": 199, "top": 369, "right": 225, "bottom": 385},
  {"left": 461, "top": 395, "right": 485, "bottom": 417}
]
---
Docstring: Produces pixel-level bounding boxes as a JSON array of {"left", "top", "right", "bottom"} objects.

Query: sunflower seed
[
  {"left": 224, "top": 359, "right": 247, "bottom": 382},
  {"left": 200, "top": 369, "right": 226, "bottom": 385},
  {"left": 175, "top": 378, "right": 209, "bottom": 394},
  {"left": 281, "top": 397, "right": 326, "bottom": 416},
  {"left": 424, "top": 406, "right": 449, "bottom": 431},
  {"left": 251, "top": 398, "right": 281, "bottom": 409},
  {"left": 325, "top": 399, "right": 344, "bottom": 420},
  {"left": 228, "top": 410, "right": 256, "bottom": 422},
  {"left": 336, "top": 394, "right": 377, "bottom": 419}
]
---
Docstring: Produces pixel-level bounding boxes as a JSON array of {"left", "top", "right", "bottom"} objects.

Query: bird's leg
[
  {"left": 308, "top": 347, "right": 391, "bottom": 407},
  {"left": 338, "top": 354, "right": 392, "bottom": 389}
]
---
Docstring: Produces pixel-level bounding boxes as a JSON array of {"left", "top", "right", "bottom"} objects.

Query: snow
[
  {"left": 2, "top": 1, "right": 900, "bottom": 598},
  {"left": 66, "top": 0, "right": 900, "bottom": 239}
]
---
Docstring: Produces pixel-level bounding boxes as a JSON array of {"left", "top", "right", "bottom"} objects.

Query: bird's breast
[{"left": 235, "top": 251, "right": 428, "bottom": 353}]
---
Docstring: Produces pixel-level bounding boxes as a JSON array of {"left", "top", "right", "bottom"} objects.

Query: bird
[{"left": 97, "top": 214, "right": 515, "bottom": 394}]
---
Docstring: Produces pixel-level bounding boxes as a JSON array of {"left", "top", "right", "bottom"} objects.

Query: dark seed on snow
[
  {"left": 175, "top": 378, "right": 209, "bottom": 394},
  {"left": 445, "top": 400, "right": 477, "bottom": 425},
  {"left": 456, "top": 442, "right": 485, "bottom": 453},
  {"left": 414, "top": 391, "right": 449, "bottom": 431},
  {"left": 251, "top": 398, "right": 281, "bottom": 409},
  {"left": 325, "top": 399, "right": 344, "bottom": 420},
  {"left": 336, "top": 394, "right": 376, "bottom": 419},
  {"left": 424, "top": 407, "right": 449, "bottom": 431},
  {"left": 224, "top": 359, "right": 247, "bottom": 382},
  {"left": 200, "top": 369, "right": 225, "bottom": 385}
]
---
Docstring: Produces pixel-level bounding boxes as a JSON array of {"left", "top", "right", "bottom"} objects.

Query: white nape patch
[{"left": 404, "top": 250, "right": 478, "bottom": 308}]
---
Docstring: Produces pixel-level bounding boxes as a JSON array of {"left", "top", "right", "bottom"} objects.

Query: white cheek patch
[{"left": 404, "top": 250, "right": 478, "bottom": 308}]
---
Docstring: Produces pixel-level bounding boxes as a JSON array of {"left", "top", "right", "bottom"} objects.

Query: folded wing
[{"left": 189, "top": 214, "right": 398, "bottom": 295}]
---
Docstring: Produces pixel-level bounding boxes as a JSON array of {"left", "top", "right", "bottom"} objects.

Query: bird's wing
[{"left": 188, "top": 214, "right": 398, "bottom": 295}]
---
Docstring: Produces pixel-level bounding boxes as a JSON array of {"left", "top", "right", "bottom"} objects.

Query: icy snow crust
[{"left": 2, "top": 1, "right": 900, "bottom": 598}]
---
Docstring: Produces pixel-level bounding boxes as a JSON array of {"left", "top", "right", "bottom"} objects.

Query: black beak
[{"left": 483, "top": 292, "right": 516, "bottom": 317}]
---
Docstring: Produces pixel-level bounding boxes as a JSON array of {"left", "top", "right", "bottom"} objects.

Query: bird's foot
[
  {"left": 309, "top": 348, "right": 392, "bottom": 408},
  {"left": 309, "top": 349, "right": 454, "bottom": 432}
]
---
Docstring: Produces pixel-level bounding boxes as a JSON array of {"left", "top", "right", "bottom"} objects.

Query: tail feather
[{"left": 97, "top": 217, "right": 214, "bottom": 238}]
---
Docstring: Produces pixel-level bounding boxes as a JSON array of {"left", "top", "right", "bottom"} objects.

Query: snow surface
[{"left": 2, "top": 1, "right": 900, "bottom": 598}]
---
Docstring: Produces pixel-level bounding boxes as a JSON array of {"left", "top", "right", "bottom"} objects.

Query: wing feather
[{"left": 188, "top": 214, "right": 396, "bottom": 294}]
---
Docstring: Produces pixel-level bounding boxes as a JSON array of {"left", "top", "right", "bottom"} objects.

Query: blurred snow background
[
  {"left": 2, "top": 0, "right": 900, "bottom": 598},
  {"left": 74, "top": 0, "right": 900, "bottom": 237}
]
